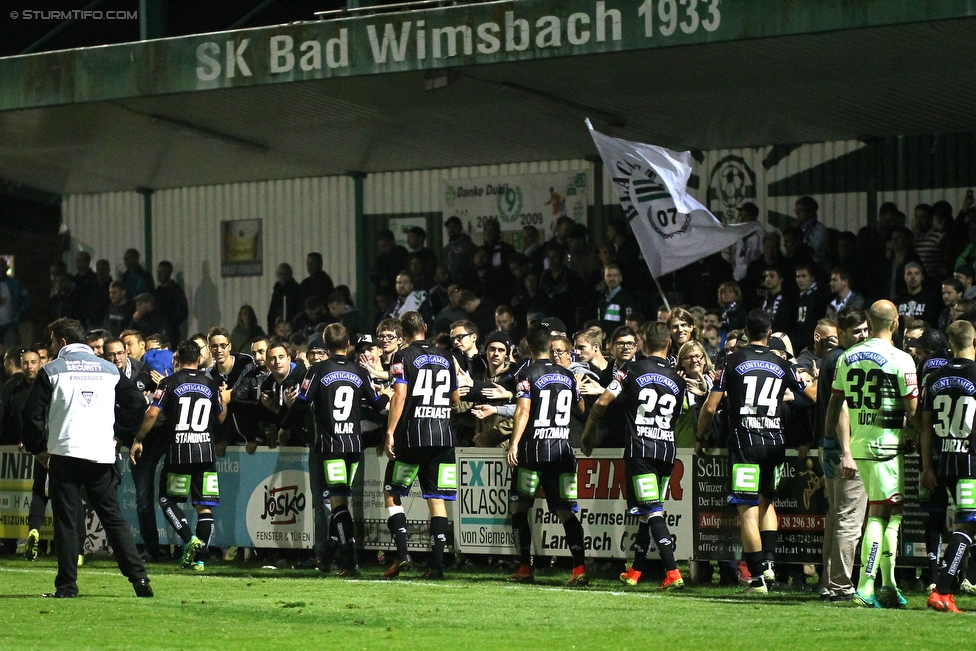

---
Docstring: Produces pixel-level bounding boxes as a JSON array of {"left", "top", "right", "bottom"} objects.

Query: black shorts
[
  {"left": 510, "top": 453, "right": 579, "bottom": 514},
  {"left": 322, "top": 453, "right": 362, "bottom": 499},
  {"left": 625, "top": 456, "right": 674, "bottom": 516},
  {"left": 919, "top": 474, "right": 949, "bottom": 513},
  {"left": 159, "top": 461, "right": 219, "bottom": 507},
  {"left": 728, "top": 445, "right": 785, "bottom": 506},
  {"left": 947, "top": 476, "right": 976, "bottom": 524},
  {"left": 384, "top": 446, "right": 457, "bottom": 501}
]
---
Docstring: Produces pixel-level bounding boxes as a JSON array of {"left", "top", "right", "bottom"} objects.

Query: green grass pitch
[{"left": 1, "top": 558, "right": 972, "bottom": 650}]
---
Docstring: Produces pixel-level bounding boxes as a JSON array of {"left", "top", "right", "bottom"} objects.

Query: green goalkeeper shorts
[{"left": 855, "top": 455, "right": 903, "bottom": 505}]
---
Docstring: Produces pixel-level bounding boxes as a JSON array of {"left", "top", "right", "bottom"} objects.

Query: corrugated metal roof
[{"left": 3, "top": 17, "right": 976, "bottom": 194}]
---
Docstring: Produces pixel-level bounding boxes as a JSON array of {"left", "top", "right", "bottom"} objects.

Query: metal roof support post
[
  {"left": 139, "top": 0, "right": 166, "bottom": 40},
  {"left": 137, "top": 187, "right": 153, "bottom": 269},
  {"left": 348, "top": 171, "right": 367, "bottom": 320}
]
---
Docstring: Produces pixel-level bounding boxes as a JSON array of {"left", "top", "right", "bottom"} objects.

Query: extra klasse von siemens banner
[{"left": 0, "top": 445, "right": 935, "bottom": 566}]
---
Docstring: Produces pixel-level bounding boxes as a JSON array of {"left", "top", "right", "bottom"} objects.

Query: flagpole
[{"left": 651, "top": 273, "right": 671, "bottom": 313}]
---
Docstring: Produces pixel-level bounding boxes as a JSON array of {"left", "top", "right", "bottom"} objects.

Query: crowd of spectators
[{"left": 1, "top": 191, "right": 974, "bottom": 575}]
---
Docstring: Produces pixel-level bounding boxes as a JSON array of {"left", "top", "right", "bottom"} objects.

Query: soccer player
[
  {"left": 279, "top": 323, "right": 388, "bottom": 576},
  {"left": 383, "top": 311, "right": 459, "bottom": 579},
  {"left": 697, "top": 309, "right": 816, "bottom": 593},
  {"left": 130, "top": 340, "right": 228, "bottom": 571},
  {"left": 923, "top": 320, "right": 976, "bottom": 613},
  {"left": 826, "top": 300, "right": 918, "bottom": 608},
  {"left": 580, "top": 321, "right": 685, "bottom": 589},
  {"left": 507, "top": 323, "right": 588, "bottom": 586}
]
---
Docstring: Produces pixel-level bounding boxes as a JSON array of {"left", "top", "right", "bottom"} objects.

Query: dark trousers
[
  {"left": 130, "top": 434, "right": 167, "bottom": 559},
  {"left": 308, "top": 447, "right": 331, "bottom": 557},
  {"left": 48, "top": 455, "right": 147, "bottom": 595},
  {"left": 29, "top": 459, "right": 87, "bottom": 551}
]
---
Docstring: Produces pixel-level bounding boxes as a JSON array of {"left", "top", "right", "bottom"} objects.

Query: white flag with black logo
[{"left": 587, "top": 120, "right": 762, "bottom": 277}]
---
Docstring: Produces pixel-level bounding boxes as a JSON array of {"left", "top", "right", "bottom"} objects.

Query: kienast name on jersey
[{"left": 413, "top": 405, "right": 452, "bottom": 420}]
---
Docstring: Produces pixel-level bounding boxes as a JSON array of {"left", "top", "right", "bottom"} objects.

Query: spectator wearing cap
[
  {"left": 405, "top": 226, "right": 438, "bottom": 279},
  {"left": 954, "top": 264, "right": 976, "bottom": 301},
  {"left": 299, "top": 252, "right": 335, "bottom": 311},
  {"left": 539, "top": 316, "right": 568, "bottom": 337},
  {"left": 129, "top": 293, "right": 167, "bottom": 339},
  {"left": 267, "top": 263, "right": 301, "bottom": 334},
  {"left": 938, "top": 277, "right": 965, "bottom": 333},
  {"left": 369, "top": 229, "right": 409, "bottom": 292},
  {"left": 896, "top": 261, "right": 941, "bottom": 328},
  {"left": 442, "top": 216, "right": 477, "bottom": 277}
]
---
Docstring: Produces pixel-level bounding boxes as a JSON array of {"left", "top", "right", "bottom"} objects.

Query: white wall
[{"left": 63, "top": 176, "right": 356, "bottom": 334}]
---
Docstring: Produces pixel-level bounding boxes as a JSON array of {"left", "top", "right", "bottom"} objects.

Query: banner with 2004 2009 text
[{"left": 441, "top": 171, "right": 588, "bottom": 248}]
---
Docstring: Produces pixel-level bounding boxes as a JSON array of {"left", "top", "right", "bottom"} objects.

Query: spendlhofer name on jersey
[
  {"left": 174, "top": 432, "right": 211, "bottom": 445},
  {"left": 413, "top": 406, "right": 452, "bottom": 419},
  {"left": 637, "top": 425, "right": 673, "bottom": 441}
]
